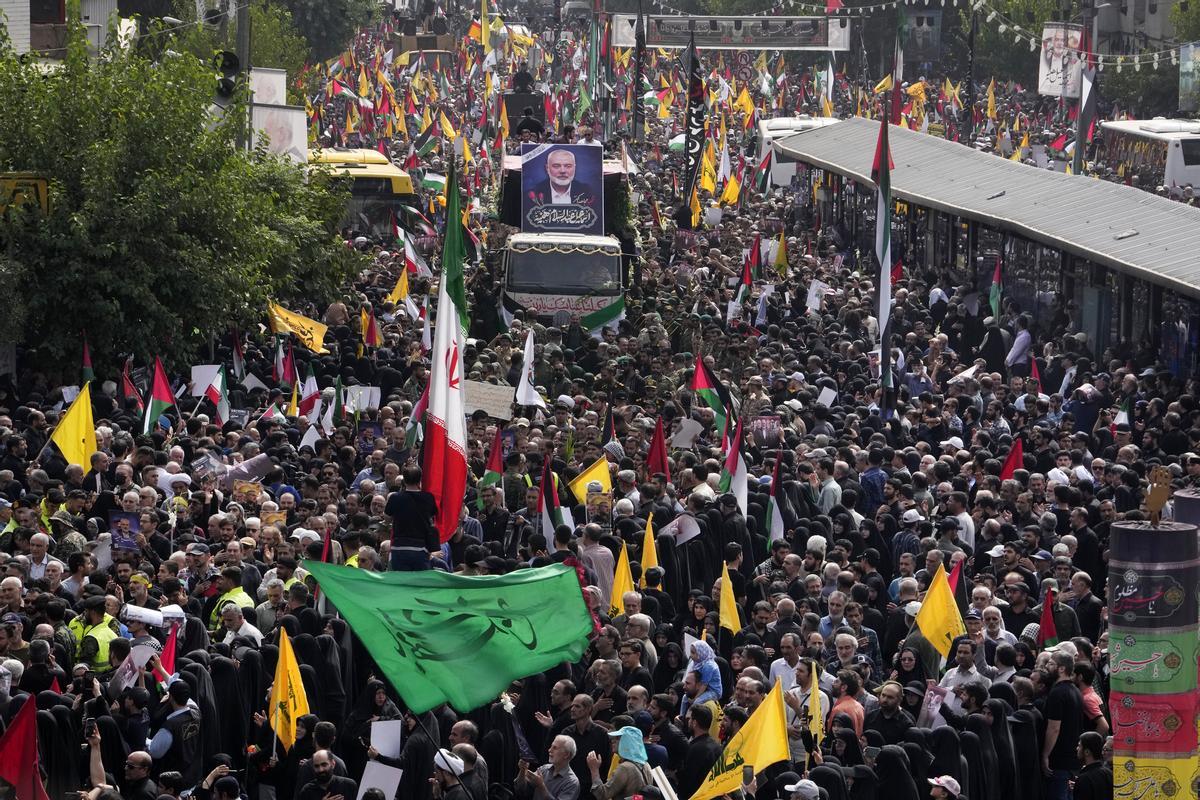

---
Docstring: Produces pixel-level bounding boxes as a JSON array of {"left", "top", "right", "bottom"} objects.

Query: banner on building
[
  {"left": 1180, "top": 42, "right": 1199, "bottom": 112},
  {"left": 611, "top": 15, "right": 851, "bottom": 51},
  {"left": 1037, "top": 23, "right": 1083, "bottom": 98}
]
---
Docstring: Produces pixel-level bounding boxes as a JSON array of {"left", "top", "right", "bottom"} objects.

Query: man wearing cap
[
  {"left": 76, "top": 594, "right": 119, "bottom": 674},
  {"left": 206, "top": 566, "right": 255, "bottom": 633},
  {"left": 147, "top": 681, "right": 202, "bottom": 788},
  {"left": 1000, "top": 578, "right": 1040, "bottom": 635},
  {"left": 783, "top": 778, "right": 820, "bottom": 800},
  {"left": 587, "top": 725, "right": 651, "bottom": 799},
  {"left": 180, "top": 543, "right": 219, "bottom": 596},
  {"left": 928, "top": 775, "right": 961, "bottom": 799}
]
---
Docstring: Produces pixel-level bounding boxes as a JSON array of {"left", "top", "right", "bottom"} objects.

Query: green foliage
[
  {"left": 959, "top": 0, "right": 1060, "bottom": 86},
  {"left": 0, "top": 14, "right": 358, "bottom": 372},
  {"left": 284, "top": 0, "right": 376, "bottom": 62},
  {"left": 1098, "top": 62, "right": 1181, "bottom": 116},
  {"left": 1172, "top": 0, "right": 1200, "bottom": 43},
  {"left": 246, "top": 2, "right": 310, "bottom": 99}
]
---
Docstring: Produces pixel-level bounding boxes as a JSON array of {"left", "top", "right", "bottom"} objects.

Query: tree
[
  {"left": 0, "top": 12, "right": 358, "bottom": 374},
  {"left": 284, "top": 0, "right": 377, "bottom": 62}
]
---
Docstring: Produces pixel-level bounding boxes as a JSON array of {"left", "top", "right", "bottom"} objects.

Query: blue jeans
[
  {"left": 390, "top": 549, "right": 430, "bottom": 571},
  {"left": 1045, "top": 768, "right": 1072, "bottom": 800}
]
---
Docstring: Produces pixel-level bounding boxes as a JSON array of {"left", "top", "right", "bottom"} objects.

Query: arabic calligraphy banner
[
  {"left": 682, "top": 37, "right": 707, "bottom": 205},
  {"left": 610, "top": 14, "right": 851, "bottom": 51},
  {"left": 304, "top": 561, "right": 594, "bottom": 713}
]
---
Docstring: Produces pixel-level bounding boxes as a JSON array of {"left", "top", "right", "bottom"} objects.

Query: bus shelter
[{"left": 773, "top": 117, "right": 1200, "bottom": 376}]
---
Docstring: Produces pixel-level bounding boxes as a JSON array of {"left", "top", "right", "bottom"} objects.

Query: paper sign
[
  {"left": 816, "top": 387, "right": 837, "bottom": 407},
  {"left": 703, "top": 206, "right": 723, "bottom": 226},
  {"left": 370, "top": 719, "right": 405, "bottom": 759},
  {"left": 750, "top": 415, "right": 782, "bottom": 448},
  {"left": 233, "top": 480, "right": 262, "bottom": 502},
  {"left": 346, "top": 385, "right": 382, "bottom": 411},
  {"left": 261, "top": 511, "right": 288, "bottom": 528},
  {"left": 357, "top": 762, "right": 403, "bottom": 800},
  {"left": 241, "top": 373, "right": 269, "bottom": 392},
  {"left": 463, "top": 379, "right": 515, "bottom": 420},
  {"left": 806, "top": 280, "right": 831, "bottom": 312},
  {"left": 947, "top": 364, "right": 979, "bottom": 385},
  {"left": 916, "top": 684, "right": 949, "bottom": 728},
  {"left": 659, "top": 513, "right": 701, "bottom": 546},
  {"left": 61, "top": 385, "right": 81, "bottom": 403},
  {"left": 190, "top": 365, "right": 221, "bottom": 396},
  {"left": 670, "top": 419, "right": 704, "bottom": 448}
]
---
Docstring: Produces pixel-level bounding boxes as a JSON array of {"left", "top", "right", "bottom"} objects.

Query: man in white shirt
[
  {"left": 768, "top": 633, "right": 804, "bottom": 691},
  {"left": 219, "top": 603, "right": 263, "bottom": 646},
  {"left": 27, "top": 533, "right": 61, "bottom": 581}
]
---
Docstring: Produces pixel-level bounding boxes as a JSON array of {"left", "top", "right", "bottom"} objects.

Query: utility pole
[
  {"left": 1072, "top": 0, "right": 1095, "bottom": 175},
  {"left": 965, "top": 10, "right": 976, "bottom": 142},
  {"left": 235, "top": 0, "right": 251, "bottom": 149}
]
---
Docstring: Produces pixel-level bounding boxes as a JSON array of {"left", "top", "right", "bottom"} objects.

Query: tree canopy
[{"left": 0, "top": 16, "right": 359, "bottom": 373}]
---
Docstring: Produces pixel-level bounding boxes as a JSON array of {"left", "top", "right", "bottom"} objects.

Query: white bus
[
  {"left": 760, "top": 116, "right": 840, "bottom": 186},
  {"left": 1099, "top": 118, "right": 1200, "bottom": 189}
]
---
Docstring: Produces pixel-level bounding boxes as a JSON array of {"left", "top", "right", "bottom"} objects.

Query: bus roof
[
  {"left": 308, "top": 149, "right": 414, "bottom": 191},
  {"left": 759, "top": 116, "right": 840, "bottom": 135},
  {"left": 1100, "top": 119, "right": 1200, "bottom": 140},
  {"left": 308, "top": 148, "right": 393, "bottom": 166},
  {"left": 508, "top": 232, "right": 620, "bottom": 250}
]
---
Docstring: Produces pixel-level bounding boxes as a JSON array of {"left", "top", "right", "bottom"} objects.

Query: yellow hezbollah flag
[
  {"left": 51, "top": 382, "right": 96, "bottom": 469},
  {"left": 269, "top": 629, "right": 310, "bottom": 750},
  {"left": 267, "top": 303, "right": 329, "bottom": 354},
  {"left": 287, "top": 380, "right": 299, "bottom": 417},
  {"left": 388, "top": 267, "right": 410, "bottom": 306},
  {"left": 568, "top": 457, "right": 612, "bottom": 504},
  {"left": 719, "top": 172, "right": 740, "bottom": 206},
  {"left": 439, "top": 111, "right": 457, "bottom": 139},
  {"left": 916, "top": 563, "right": 966, "bottom": 658},
  {"left": 499, "top": 97, "right": 510, "bottom": 139},
  {"left": 873, "top": 75, "right": 893, "bottom": 95},
  {"left": 639, "top": 513, "right": 659, "bottom": 589},
  {"left": 688, "top": 681, "right": 790, "bottom": 800},
  {"left": 719, "top": 561, "right": 739, "bottom": 634},
  {"left": 807, "top": 659, "right": 824, "bottom": 745},
  {"left": 774, "top": 230, "right": 788, "bottom": 277},
  {"left": 608, "top": 541, "right": 635, "bottom": 618},
  {"left": 986, "top": 78, "right": 996, "bottom": 120}
]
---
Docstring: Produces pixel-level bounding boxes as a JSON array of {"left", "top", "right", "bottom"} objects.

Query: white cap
[
  {"left": 986, "top": 544, "right": 1007, "bottom": 557},
  {"left": 904, "top": 601, "right": 923, "bottom": 617},
  {"left": 434, "top": 748, "right": 465, "bottom": 776},
  {"left": 901, "top": 509, "right": 923, "bottom": 525},
  {"left": 784, "top": 779, "right": 819, "bottom": 800},
  {"left": 939, "top": 436, "right": 965, "bottom": 451},
  {"left": 929, "top": 776, "right": 961, "bottom": 797}
]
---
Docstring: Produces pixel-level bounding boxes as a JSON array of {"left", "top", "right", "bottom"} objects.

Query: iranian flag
[
  {"left": 298, "top": 365, "right": 321, "bottom": 420},
  {"left": 690, "top": 353, "right": 730, "bottom": 436},
  {"left": 422, "top": 159, "right": 470, "bottom": 543},
  {"left": 1114, "top": 397, "right": 1132, "bottom": 428},
  {"left": 766, "top": 453, "right": 786, "bottom": 543},
  {"left": 142, "top": 357, "right": 175, "bottom": 434},
  {"left": 204, "top": 366, "right": 231, "bottom": 427},
  {"left": 476, "top": 425, "right": 504, "bottom": 510},
  {"left": 538, "top": 460, "right": 574, "bottom": 538},
  {"left": 717, "top": 416, "right": 748, "bottom": 515},
  {"left": 989, "top": 256, "right": 1003, "bottom": 319},
  {"left": 515, "top": 330, "right": 547, "bottom": 409}
]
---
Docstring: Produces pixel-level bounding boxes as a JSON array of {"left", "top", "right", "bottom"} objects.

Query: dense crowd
[{"left": 5, "top": 8, "right": 1190, "bottom": 800}]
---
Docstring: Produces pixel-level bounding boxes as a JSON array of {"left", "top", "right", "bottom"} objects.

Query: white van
[{"left": 759, "top": 116, "right": 840, "bottom": 186}]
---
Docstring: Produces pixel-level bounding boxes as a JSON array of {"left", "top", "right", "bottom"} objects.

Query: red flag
[
  {"left": 1038, "top": 588, "right": 1059, "bottom": 647},
  {"left": 826, "top": 0, "right": 844, "bottom": 10},
  {"left": 122, "top": 358, "right": 144, "bottom": 413},
  {"left": 947, "top": 557, "right": 963, "bottom": 593},
  {"left": 890, "top": 259, "right": 903, "bottom": 284},
  {"left": 999, "top": 438, "right": 1024, "bottom": 481},
  {"left": 646, "top": 418, "right": 670, "bottom": 478},
  {"left": 0, "top": 696, "right": 51, "bottom": 800},
  {"left": 49, "top": 676, "right": 61, "bottom": 694},
  {"left": 1030, "top": 355, "right": 1042, "bottom": 391},
  {"left": 159, "top": 621, "right": 179, "bottom": 676}
]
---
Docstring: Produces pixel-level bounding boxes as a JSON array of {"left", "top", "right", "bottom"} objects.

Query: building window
[{"left": 30, "top": 0, "right": 66, "bottom": 24}]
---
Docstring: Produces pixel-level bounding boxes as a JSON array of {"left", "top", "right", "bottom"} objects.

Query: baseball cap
[
  {"left": 965, "top": 609, "right": 982, "bottom": 621},
  {"left": 185, "top": 543, "right": 210, "bottom": 556},
  {"left": 904, "top": 601, "right": 922, "bottom": 617},
  {"left": 939, "top": 436, "right": 964, "bottom": 450},
  {"left": 901, "top": 509, "right": 923, "bottom": 525},
  {"left": 1033, "top": 549, "right": 1053, "bottom": 561},
  {"left": 783, "top": 779, "right": 820, "bottom": 800},
  {"left": 929, "top": 776, "right": 961, "bottom": 797},
  {"left": 986, "top": 544, "right": 1006, "bottom": 557}
]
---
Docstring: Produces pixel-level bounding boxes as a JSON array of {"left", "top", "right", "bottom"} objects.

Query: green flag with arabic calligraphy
[{"left": 304, "top": 561, "right": 594, "bottom": 713}]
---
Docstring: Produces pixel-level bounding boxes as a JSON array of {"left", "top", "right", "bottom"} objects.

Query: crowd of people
[{"left": 4, "top": 7, "right": 1192, "bottom": 800}]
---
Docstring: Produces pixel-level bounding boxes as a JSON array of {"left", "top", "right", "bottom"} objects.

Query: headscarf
[
  {"left": 316, "top": 634, "right": 348, "bottom": 723},
  {"left": 847, "top": 764, "right": 878, "bottom": 800},
  {"left": 832, "top": 728, "right": 864, "bottom": 766},
  {"left": 1008, "top": 708, "right": 1043, "bottom": 800},
  {"left": 609, "top": 725, "right": 648, "bottom": 764},
  {"left": 209, "top": 656, "right": 247, "bottom": 765},
  {"left": 959, "top": 730, "right": 991, "bottom": 800},
  {"left": 929, "top": 726, "right": 966, "bottom": 787},
  {"left": 652, "top": 641, "right": 686, "bottom": 689},
  {"left": 988, "top": 681, "right": 1018, "bottom": 709},
  {"left": 810, "top": 764, "right": 850, "bottom": 800},
  {"left": 891, "top": 647, "right": 928, "bottom": 685},
  {"left": 984, "top": 698, "right": 1018, "bottom": 800},
  {"left": 872, "top": 745, "right": 919, "bottom": 800},
  {"left": 964, "top": 714, "right": 999, "bottom": 800},
  {"left": 901, "top": 741, "right": 932, "bottom": 789}
]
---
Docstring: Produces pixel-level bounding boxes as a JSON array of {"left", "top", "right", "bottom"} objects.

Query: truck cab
[{"left": 503, "top": 233, "right": 622, "bottom": 322}]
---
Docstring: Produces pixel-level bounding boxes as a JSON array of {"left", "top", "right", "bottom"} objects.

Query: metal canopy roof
[{"left": 774, "top": 116, "right": 1200, "bottom": 301}]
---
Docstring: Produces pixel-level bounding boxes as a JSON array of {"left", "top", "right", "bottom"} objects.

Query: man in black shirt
[
  {"left": 1071, "top": 732, "right": 1112, "bottom": 800},
  {"left": 864, "top": 680, "right": 915, "bottom": 745},
  {"left": 385, "top": 466, "right": 439, "bottom": 571},
  {"left": 1042, "top": 651, "right": 1085, "bottom": 800},
  {"left": 298, "top": 750, "right": 358, "bottom": 800}
]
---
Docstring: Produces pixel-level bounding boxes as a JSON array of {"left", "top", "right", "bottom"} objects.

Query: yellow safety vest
[
  {"left": 208, "top": 587, "right": 254, "bottom": 631},
  {"left": 71, "top": 612, "right": 117, "bottom": 657},
  {"left": 81, "top": 621, "right": 119, "bottom": 672}
]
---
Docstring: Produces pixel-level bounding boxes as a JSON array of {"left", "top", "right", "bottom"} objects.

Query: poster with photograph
[
  {"left": 108, "top": 511, "right": 140, "bottom": 550},
  {"left": 1037, "top": 23, "right": 1083, "bottom": 98},
  {"left": 904, "top": 10, "right": 942, "bottom": 65},
  {"left": 520, "top": 143, "right": 605, "bottom": 235}
]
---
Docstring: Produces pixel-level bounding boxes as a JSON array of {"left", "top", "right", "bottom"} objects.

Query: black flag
[{"left": 681, "top": 33, "right": 707, "bottom": 202}]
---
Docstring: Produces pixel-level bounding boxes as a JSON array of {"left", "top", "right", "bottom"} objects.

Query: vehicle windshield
[{"left": 506, "top": 248, "right": 621, "bottom": 294}]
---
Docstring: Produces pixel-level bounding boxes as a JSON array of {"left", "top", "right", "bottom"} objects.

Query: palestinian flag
[
  {"left": 257, "top": 404, "right": 284, "bottom": 424},
  {"left": 477, "top": 425, "right": 504, "bottom": 510},
  {"left": 581, "top": 297, "right": 626, "bottom": 332},
  {"left": 142, "top": 357, "right": 175, "bottom": 434},
  {"left": 204, "top": 366, "right": 231, "bottom": 427},
  {"left": 121, "top": 358, "right": 143, "bottom": 413},
  {"left": 81, "top": 336, "right": 94, "bottom": 383},
  {"left": 538, "top": 460, "right": 573, "bottom": 538},
  {"left": 690, "top": 353, "right": 731, "bottom": 436},
  {"left": 403, "top": 382, "right": 428, "bottom": 450},
  {"left": 872, "top": 113, "right": 895, "bottom": 414},
  {"left": 717, "top": 416, "right": 748, "bottom": 515},
  {"left": 646, "top": 417, "right": 670, "bottom": 478},
  {"left": 989, "top": 256, "right": 1003, "bottom": 319},
  {"left": 412, "top": 123, "right": 438, "bottom": 158},
  {"left": 330, "top": 79, "right": 358, "bottom": 100},
  {"left": 766, "top": 452, "right": 786, "bottom": 543},
  {"left": 727, "top": 250, "right": 753, "bottom": 321},
  {"left": 1038, "top": 588, "right": 1059, "bottom": 648},
  {"left": 753, "top": 149, "right": 772, "bottom": 193}
]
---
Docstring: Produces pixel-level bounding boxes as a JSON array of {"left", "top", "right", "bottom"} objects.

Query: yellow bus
[{"left": 308, "top": 148, "right": 418, "bottom": 241}]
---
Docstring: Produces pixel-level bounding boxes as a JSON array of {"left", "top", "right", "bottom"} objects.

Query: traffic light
[{"left": 213, "top": 50, "right": 240, "bottom": 106}]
